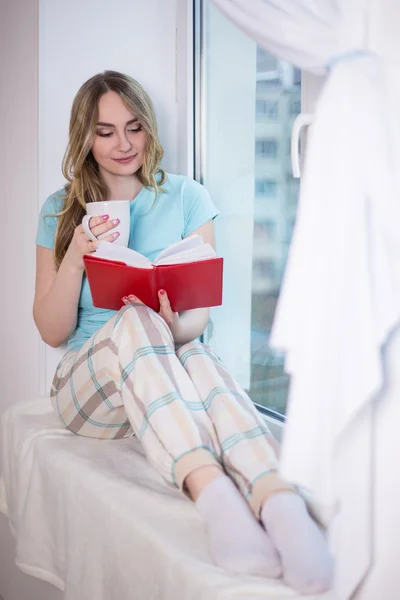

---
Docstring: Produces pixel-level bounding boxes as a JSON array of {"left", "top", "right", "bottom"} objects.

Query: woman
[{"left": 33, "top": 70, "right": 332, "bottom": 594}]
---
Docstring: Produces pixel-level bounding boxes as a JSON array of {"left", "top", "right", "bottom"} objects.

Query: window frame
[{"left": 190, "top": 0, "right": 323, "bottom": 430}]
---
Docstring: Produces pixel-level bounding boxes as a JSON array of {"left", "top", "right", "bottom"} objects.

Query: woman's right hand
[{"left": 64, "top": 214, "right": 120, "bottom": 271}]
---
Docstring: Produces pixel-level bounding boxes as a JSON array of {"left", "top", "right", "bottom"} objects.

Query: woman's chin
[{"left": 102, "top": 162, "right": 140, "bottom": 177}]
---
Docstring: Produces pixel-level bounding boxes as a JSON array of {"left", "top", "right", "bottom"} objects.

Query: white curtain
[{"left": 210, "top": 0, "right": 400, "bottom": 597}]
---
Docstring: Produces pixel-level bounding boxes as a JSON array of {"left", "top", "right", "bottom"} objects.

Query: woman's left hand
[
  {"left": 157, "top": 289, "right": 180, "bottom": 334},
  {"left": 122, "top": 290, "right": 180, "bottom": 336}
]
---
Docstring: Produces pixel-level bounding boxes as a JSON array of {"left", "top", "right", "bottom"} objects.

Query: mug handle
[{"left": 81, "top": 215, "right": 98, "bottom": 241}]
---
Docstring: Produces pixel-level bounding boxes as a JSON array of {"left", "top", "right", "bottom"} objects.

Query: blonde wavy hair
[{"left": 52, "top": 70, "right": 166, "bottom": 268}]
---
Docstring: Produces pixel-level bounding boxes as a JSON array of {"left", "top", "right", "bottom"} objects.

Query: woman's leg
[
  {"left": 177, "top": 341, "right": 333, "bottom": 593},
  {"left": 52, "top": 304, "right": 221, "bottom": 485},
  {"left": 51, "top": 303, "right": 280, "bottom": 576},
  {"left": 176, "top": 341, "right": 292, "bottom": 512}
]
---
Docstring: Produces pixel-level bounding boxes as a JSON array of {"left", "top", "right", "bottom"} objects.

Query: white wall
[
  {"left": 0, "top": 0, "right": 40, "bottom": 455},
  {"left": 0, "top": 0, "right": 186, "bottom": 597},
  {"left": 39, "top": 0, "right": 183, "bottom": 390},
  {"left": 1, "top": 2, "right": 43, "bottom": 596}
]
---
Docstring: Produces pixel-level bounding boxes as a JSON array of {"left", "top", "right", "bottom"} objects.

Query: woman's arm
[
  {"left": 157, "top": 219, "right": 216, "bottom": 345},
  {"left": 169, "top": 307, "right": 210, "bottom": 345},
  {"left": 33, "top": 216, "right": 119, "bottom": 347},
  {"left": 33, "top": 246, "right": 84, "bottom": 347}
]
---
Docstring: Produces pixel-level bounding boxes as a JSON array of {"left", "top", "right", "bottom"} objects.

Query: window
[
  {"left": 291, "top": 99, "right": 301, "bottom": 116},
  {"left": 256, "top": 99, "right": 265, "bottom": 115},
  {"left": 256, "top": 99, "right": 278, "bottom": 119},
  {"left": 256, "top": 138, "right": 278, "bottom": 158},
  {"left": 254, "top": 220, "right": 276, "bottom": 242},
  {"left": 195, "top": 0, "right": 302, "bottom": 417},
  {"left": 255, "top": 179, "right": 277, "bottom": 197},
  {"left": 253, "top": 259, "right": 276, "bottom": 279},
  {"left": 256, "top": 47, "right": 278, "bottom": 73},
  {"left": 289, "top": 180, "right": 299, "bottom": 207},
  {"left": 286, "top": 217, "right": 296, "bottom": 239}
]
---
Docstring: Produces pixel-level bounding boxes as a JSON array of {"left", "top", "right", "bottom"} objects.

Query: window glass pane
[
  {"left": 198, "top": 2, "right": 301, "bottom": 416},
  {"left": 250, "top": 47, "right": 301, "bottom": 414}
]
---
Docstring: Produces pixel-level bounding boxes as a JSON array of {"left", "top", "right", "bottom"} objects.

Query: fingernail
[
  {"left": 122, "top": 296, "right": 127, "bottom": 302},
  {"left": 102, "top": 214, "right": 109, "bottom": 220},
  {"left": 112, "top": 218, "right": 120, "bottom": 225},
  {"left": 128, "top": 294, "right": 136, "bottom": 300},
  {"left": 113, "top": 232, "right": 120, "bottom": 238},
  {"left": 159, "top": 289, "right": 166, "bottom": 295}
]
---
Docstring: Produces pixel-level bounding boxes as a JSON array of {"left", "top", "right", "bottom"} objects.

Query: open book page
[
  {"left": 153, "top": 235, "right": 204, "bottom": 263},
  {"left": 93, "top": 242, "right": 153, "bottom": 268},
  {"left": 155, "top": 243, "right": 216, "bottom": 265},
  {"left": 92, "top": 235, "right": 216, "bottom": 268}
]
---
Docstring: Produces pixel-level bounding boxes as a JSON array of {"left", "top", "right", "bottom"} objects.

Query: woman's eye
[{"left": 96, "top": 127, "right": 141, "bottom": 137}]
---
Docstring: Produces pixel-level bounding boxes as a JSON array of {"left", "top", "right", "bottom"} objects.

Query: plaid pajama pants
[{"left": 51, "top": 302, "right": 291, "bottom": 516}]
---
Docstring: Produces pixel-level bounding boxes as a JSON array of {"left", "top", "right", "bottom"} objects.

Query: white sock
[
  {"left": 261, "top": 492, "right": 333, "bottom": 594},
  {"left": 196, "top": 476, "right": 282, "bottom": 578}
]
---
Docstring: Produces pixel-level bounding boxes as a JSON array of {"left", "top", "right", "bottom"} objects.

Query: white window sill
[{"left": 1, "top": 398, "right": 328, "bottom": 600}]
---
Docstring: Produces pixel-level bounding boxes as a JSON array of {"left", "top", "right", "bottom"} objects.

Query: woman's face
[{"left": 91, "top": 90, "right": 147, "bottom": 177}]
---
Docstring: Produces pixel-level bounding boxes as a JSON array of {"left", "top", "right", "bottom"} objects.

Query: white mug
[{"left": 82, "top": 200, "right": 131, "bottom": 247}]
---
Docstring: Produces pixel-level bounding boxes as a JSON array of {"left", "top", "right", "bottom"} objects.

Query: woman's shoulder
[
  {"left": 162, "top": 173, "right": 209, "bottom": 198},
  {"left": 36, "top": 187, "right": 68, "bottom": 249},
  {"left": 161, "top": 174, "right": 218, "bottom": 236},
  {"left": 41, "top": 187, "right": 67, "bottom": 214}
]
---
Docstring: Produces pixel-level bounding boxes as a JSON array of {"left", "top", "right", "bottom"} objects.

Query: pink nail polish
[
  {"left": 112, "top": 218, "right": 120, "bottom": 225},
  {"left": 114, "top": 232, "right": 120, "bottom": 238},
  {"left": 102, "top": 214, "right": 109, "bottom": 220},
  {"left": 159, "top": 289, "right": 166, "bottom": 295}
]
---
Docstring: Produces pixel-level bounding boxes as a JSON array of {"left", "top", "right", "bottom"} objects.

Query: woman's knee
[
  {"left": 176, "top": 339, "right": 203, "bottom": 358},
  {"left": 113, "top": 303, "right": 174, "bottom": 347},
  {"left": 176, "top": 340, "right": 222, "bottom": 365}
]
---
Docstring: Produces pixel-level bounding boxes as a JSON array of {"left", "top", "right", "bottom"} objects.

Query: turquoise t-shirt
[{"left": 36, "top": 173, "right": 219, "bottom": 351}]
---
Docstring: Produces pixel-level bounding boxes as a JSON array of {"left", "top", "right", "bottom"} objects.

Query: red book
[{"left": 83, "top": 236, "right": 224, "bottom": 313}]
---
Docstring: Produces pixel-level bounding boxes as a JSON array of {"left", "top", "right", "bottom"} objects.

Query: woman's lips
[{"left": 113, "top": 154, "right": 137, "bottom": 164}]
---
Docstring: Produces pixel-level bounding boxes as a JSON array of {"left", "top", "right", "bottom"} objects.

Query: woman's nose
[{"left": 117, "top": 133, "right": 132, "bottom": 152}]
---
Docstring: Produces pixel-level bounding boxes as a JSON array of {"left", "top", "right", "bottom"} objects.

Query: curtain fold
[{"left": 210, "top": 1, "right": 400, "bottom": 597}]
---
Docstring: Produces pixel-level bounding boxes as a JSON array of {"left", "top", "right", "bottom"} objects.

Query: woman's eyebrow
[{"left": 96, "top": 118, "right": 138, "bottom": 127}]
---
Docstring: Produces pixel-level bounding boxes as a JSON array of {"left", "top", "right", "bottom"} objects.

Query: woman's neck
[{"left": 101, "top": 170, "right": 143, "bottom": 201}]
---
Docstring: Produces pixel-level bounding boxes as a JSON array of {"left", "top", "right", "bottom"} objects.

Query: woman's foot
[
  {"left": 196, "top": 476, "right": 282, "bottom": 578},
  {"left": 261, "top": 492, "right": 333, "bottom": 594}
]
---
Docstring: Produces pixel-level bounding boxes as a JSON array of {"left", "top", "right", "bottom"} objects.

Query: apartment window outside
[
  {"left": 256, "top": 99, "right": 278, "bottom": 119},
  {"left": 255, "top": 179, "right": 277, "bottom": 197},
  {"left": 291, "top": 99, "right": 301, "bottom": 116},
  {"left": 256, "top": 138, "right": 278, "bottom": 159},
  {"left": 196, "top": 1, "right": 301, "bottom": 416},
  {"left": 254, "top": 220, "right": 276, "bottom": 242},
  {"left": 253, "top": 259, "right": 276, "bottom": 279}
]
